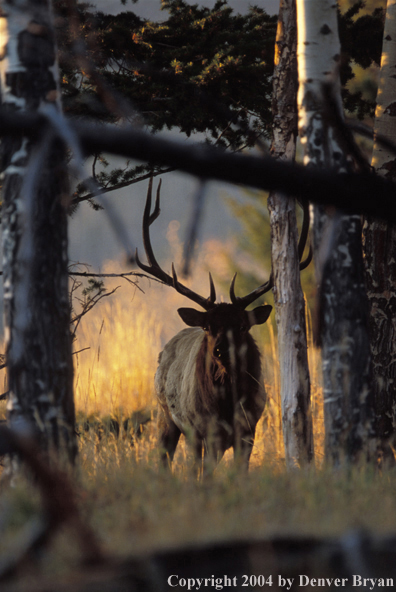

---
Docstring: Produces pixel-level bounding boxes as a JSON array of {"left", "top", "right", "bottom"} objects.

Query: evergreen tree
[{"left": 53, "top": 0, "right": 384, "bottom": 232}]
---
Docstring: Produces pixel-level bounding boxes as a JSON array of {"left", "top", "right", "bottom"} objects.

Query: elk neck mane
[{"left": 194, "top": 320, "right": 262, "bottom": 409}]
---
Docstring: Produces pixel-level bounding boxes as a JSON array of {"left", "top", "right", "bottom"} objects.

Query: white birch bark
[
  {"left": 268, "top": 0, "right": 314, "bottom": 468},
  {"left": 362, "top": 0, "right": 396, "bottom": 463},
  {"left": 296, "top": 0, "right": 374, "bottom": 464},
  {"left": 0, "top": 0, "right": 76, "bottom": 459}
]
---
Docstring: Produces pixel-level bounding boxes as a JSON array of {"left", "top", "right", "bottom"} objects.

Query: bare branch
[
  {"left": 2, "top": 110, "right": 396, "bottom": 222},
  {"left": 69, "top": 270, "right": 150, "bottom": 283},
  {"left": 72, "top": 347, "right": 90, "bottom": 356},
  {"left": 70, "top": 286, "right": 120, "bottom": 340},
  {"left": 71, "top": 167, "right": 176, "bottom": 206},
  {"left": 181, "top": 181, "right": 208, "bottom": 277},
  {"left": 0, "top": 425, "right": 104, "bottom": 582}
]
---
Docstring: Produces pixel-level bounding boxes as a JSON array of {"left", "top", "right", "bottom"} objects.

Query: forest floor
[{"left": 1, "top": 265, "right": 396, "bottom": 584}]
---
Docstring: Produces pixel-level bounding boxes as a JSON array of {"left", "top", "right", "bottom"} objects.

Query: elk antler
[
  {"left": 298, "top": 200, "right": 313, "bottom": 270},
  {"left": 230, "top": 199, "right": 312, "bottom": 309},
  {"left": 229, "top": 273, "right": 273, "bottom": 309},
  {"left": 136, "top": 178, "right": 217, "bottom": 310}
]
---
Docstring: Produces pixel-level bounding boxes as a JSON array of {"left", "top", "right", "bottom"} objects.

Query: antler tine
[
  {"left": 141, "top": 177, "right": 162, "bottom": 272},
  {"left": 230, "top": 272, "right": 273, "bottom": 309},
  {"left": 136, "top": 178, "right": 176, "bottom": 287},
  {"left": 172, "top": 264, "right": 216, "bottom": 310},
  {"left": 229, "top": 200, "right": 311, "bottom": 310},
  {"left": 149, "top": 178, "right": 161, "bottom": 225},
  {"left": 299, "top": 242, "right": 313, "bottom": 271},
  {"left": 208, "top": 272, "right": 216, "bottom": 304},
  {"left": 298, "top": 200, "right": 310, "bottom": 262},
  {"left": 297, "top": 198, "right": 313, "bottom": 271},
  {"left": 229, "top": 273, "right": 238, "bottom": 305},
  {"left": 136, "top": 179, "right": 217, "bottom": 310}
]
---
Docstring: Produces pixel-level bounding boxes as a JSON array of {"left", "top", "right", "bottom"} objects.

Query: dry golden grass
[
  {"left": 4, "top": 245, "right": 396, "bottom": 580},
  {"left": 72, "top": 251, "right": 325, "bottom": 472}
]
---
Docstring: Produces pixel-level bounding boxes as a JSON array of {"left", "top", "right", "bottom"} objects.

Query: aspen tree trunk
[
  {"left": 296, "top": 0, "right": 374, "bottom": 464},
  {"left": 0, "top": 0, "right": 76, "bottom": 460},
  {"left": 268, "top": 0, "right": 314, "bottom": 468},
  {"left": 362, "top": 0, "right": 396, "bottom": 462}
]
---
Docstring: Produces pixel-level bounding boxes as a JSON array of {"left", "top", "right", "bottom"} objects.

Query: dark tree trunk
[
  {"left": 296, "top": 0, "right": 375, "bottom": 465},
  {"left": 315, "top": 211, "right": 374, "bottom": 464},
  {"left": 362, "top": 0, "right": 396, "bottom": 463},
  {"left": 0, "top": 0, "right": 76, "bottom": 460}
]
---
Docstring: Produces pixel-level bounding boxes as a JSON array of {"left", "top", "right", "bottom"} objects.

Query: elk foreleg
[
  {"left": 157, "top": 406, "right": 181, "bottom": 469},
  {"left": 202, "top": 437, "right": 226, "bottom": 477},
  {"left": 233, "top": 429, "right": 255, "bottom": 470},
  {"left": 233, "top": 400, "right": 258, "bottom": 470},
  {"left": 192, "top": 437, "right": 204, "bottom": 479}
]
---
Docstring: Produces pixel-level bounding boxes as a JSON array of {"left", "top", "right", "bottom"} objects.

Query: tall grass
[
  {"left": 5, "top": 247, "right": 396, "bottom": 579},
  {"left": 72, "top": 252, "right": 324, "bottom": 469}
]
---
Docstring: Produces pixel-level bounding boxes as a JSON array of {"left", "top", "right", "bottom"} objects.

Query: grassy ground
[{"left": 2, "top": 258, "right": 396, "bottom": 581}]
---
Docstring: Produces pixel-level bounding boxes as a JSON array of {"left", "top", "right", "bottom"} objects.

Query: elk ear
[
  {"left": 246, "top": 305, "right": 272, "bottom": 327},
  {"left": 177, "top": 308, "right": 207, "bottom": 328}
]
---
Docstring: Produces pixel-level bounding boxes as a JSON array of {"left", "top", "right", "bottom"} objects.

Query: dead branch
[
  {"left": 71, "top": 166, "right": 176, "bottom": 206},
  {"left": 1, "top": 109, "right": 396, "bottom": 223},
  {"left": 0, "top": 425, "right": 104, "bottom": 582},
  {"left": 2, "top": 530, "right": 396, "bottom": 592},
  {"left": 70, "top": 285, "right": 120, "bottom": 340},
  {"left": 69, "top": 270, "right": 155, "bottom": 284},
  {"left": 72, "top": 347, "right": 90, "bottom": 356}
]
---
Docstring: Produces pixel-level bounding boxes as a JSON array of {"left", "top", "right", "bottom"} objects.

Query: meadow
[{"left": 2, "top": 248, "right": 396, "bottom": 582}]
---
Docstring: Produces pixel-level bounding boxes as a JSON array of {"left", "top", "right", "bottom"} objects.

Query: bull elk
[{"left": 137, "top": 179, "right": 311, "bottom": 475}]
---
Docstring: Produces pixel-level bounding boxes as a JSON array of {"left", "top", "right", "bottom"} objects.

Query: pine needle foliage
[
  {"left": 57, "top": 0, "right": 277, "bottom": 147},
  {"left": 54, "top": 0, "right": 385, "bottom": 205},
  {"left": 339, "top": 0, "right": 385, "bottom": 119}
]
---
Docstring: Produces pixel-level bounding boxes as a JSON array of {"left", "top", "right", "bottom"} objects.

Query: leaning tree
[{"left": 0, "top": 0, "right": 76, "bottom": 460}]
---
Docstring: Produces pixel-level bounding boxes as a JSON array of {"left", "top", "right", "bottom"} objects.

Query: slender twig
[
  {"left": 70, "top": 286, "right": 120, "bottom": 338},
  {"left": 71, "top": 167, "right": 175, "bottom": 206},
  {"left": 72, "top": 347, "right": 90, "bottom": 356}
]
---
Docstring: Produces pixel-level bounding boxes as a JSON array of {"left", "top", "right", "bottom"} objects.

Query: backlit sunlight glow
[{"left": 72, "top": 232, "right": 324, "bottom": 471}]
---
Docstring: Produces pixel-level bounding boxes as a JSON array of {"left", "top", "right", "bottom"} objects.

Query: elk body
[
  {"left": 136, "top": 180, "right": 277, "bottom": 474},
  {"left": 154, "top": 301, "right": 272, "bottom": 472}
]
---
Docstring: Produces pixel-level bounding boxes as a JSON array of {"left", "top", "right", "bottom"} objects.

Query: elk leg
[
  {"left": 202, "top": 439, "right": 226, "bottom": 477},
  {"left": 233, "top": 430, "right": 255, "bottom": 470},
  {"left": 192, "top": 437, "right": 204, "bottom": 479},
  {"left": 157, "top": 408, "right": 181, "bottom": 469}
]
